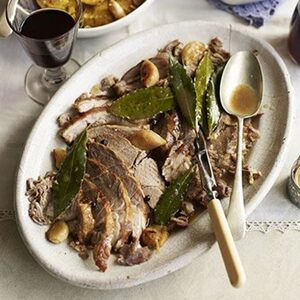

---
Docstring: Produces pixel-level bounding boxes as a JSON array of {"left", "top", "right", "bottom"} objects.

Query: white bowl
[
  {"left": 15, "top": 21, "right": 294, "bottom": 289},
  {"left": 77, "top": 0, "right": 155, "bottom": 39}
]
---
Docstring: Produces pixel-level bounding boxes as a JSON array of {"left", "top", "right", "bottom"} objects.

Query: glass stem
[{"left": 41, "top": 66, "right": 66, "bottom": 90}]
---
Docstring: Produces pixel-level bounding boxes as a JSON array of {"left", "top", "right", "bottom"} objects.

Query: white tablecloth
[{"left": 1, "top": 0, "right": 300, "bottom": 298}]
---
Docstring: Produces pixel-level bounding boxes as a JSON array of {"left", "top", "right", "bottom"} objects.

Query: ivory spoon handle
[{"left": 227, "top": 116, "right": 246, "bottom": 240}]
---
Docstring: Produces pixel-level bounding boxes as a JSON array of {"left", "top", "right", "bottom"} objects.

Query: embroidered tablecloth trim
[
  {"left": 2, "top": 210, "right": 300, "bottom": 233},
  {"left": 0, "top": 210, "right": 15, "bottom": 221},
  {"left": 246, "top": 221, "right": 300, "bottom": 233}
]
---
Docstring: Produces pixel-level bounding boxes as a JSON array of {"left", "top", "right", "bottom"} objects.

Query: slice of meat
[
  {"left": 162, "top": 140, "right": 192, "bottom": 182},
  {"left": 99, "top": 75, "right": 119, "bottom": 98},
  {"left": 88, "top": 126, "right": 143, "bottom": 168},
  {"left": 26, "top": 172, "right": 56, "bottom": 225},
  {"left": 150, "top": 52, "right": 170, "bottom": 80},
  {"left": 113, "top": 52, "right": 169, "bottom": 97},
  {"left": 57, "top": 113, "right": 71, "bottom": 128},
  {"left": 208, "top": 113, "right": 262, "bottom": 186},
  {"left": 162, "top": 126, "right": 196, "bottom": 182},
  {"left": 208, "top": 37, "right": 230, "bottom": 66},
  {"left": 117, "top": 242, "right": 152, "bottom": 266},
  {"left": 152, "top": 110, "right": 180, "bottom": 153},
  {"left": 69, "top": 240, "right": 89, "bottom": 260},
  {"left": 185, "top": 165, "right": 208, "bottom": 207},
  {"left": 73, "top": 94, "right": 112, "bottom": 113},
  {"left": 59, "top": 107, "right": 135, "bottom": 144},
  {"left": 80, "top": 179, "right": 116, "bottom": 271},
  {"left": 162, "top": 40, "right": 184, "bottom": 60},
  {"left": 89, "top": 124, "right": 161, "bottom": 150},
  {"left": 77, "top": 201, "right": 95, "bottom": 243},
  {"left": 87, "top": 142, "right": 148, "bottom": 241},
  {"left": 86, "top": 158, "right": 133, "bottom": 250},
  {"left": 113, "top": 62, "right": 143, "bottom": 96},
  {"left": 134, "top": 157, "right": 165, "bottom": 209},
  {"left": 89, "top": 123, "right": 141, "bottom": 138}
]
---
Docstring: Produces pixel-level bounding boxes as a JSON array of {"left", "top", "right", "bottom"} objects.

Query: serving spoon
[{"left": 220, "top": 51, "right": 263, "bottom": 240}]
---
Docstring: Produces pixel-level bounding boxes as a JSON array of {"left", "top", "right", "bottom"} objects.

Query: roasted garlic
[
  {"left": 182, "top": 41, "right": 207, "bottom": 75},
  {"left": 46, "top": 220, "right": 69, "bottom": 244},
  {"left": 140, "top": 60, "right": 160, "bottom": 87},
  {"left": 53, "top": 148, "right": 67, "bottom": 169},
  {"left": 141, "top": 225, "right": 169, "bottom": 250},
  {"left": 130, "top": 129, "right": 166, "bottom": 150}
]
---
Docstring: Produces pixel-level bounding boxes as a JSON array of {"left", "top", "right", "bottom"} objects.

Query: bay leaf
[
  {"left": 169, "top": 55, "right": 196, "bottom": 129},
  {"left": 109, "top": 87, "right": 175, "bottom": 120},
  {"left": 154, "top": 168, "right": 194, "bottom": 225},
  {"left": 194, "top": 52, "right": 214, "bottom": 129},
  {"left": 53, "top": 130, "right": 87, "bottom": 217},
  {"left": 204, "top": 76, "right": 221, "bottom": 137}
]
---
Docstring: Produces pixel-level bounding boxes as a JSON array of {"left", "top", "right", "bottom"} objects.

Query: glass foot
[{"left": 24, "top": 58, "right": 80, "bottom": 106}]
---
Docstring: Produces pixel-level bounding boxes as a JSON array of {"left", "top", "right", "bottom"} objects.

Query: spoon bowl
[
  {"left": 220, "top": 51, "right": 263, "bottom": 240},
  {"left": 221, "top": 51, "right": 263, "bottom": 117}
]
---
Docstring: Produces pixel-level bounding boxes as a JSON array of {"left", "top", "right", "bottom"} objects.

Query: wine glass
[{"left": 6, "top": 0, "right": 82, "bottom": 105}]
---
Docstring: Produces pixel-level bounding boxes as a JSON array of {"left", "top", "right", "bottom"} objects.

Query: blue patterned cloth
[{"left": 208, "top": 0, "right": 285, "bottom": 28}]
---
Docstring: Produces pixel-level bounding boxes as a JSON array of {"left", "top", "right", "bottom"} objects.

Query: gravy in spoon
[{"left": 229, "top": 84, "right": 258, "bottom": 117}]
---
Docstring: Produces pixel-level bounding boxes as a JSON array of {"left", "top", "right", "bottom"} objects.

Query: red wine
[
  {"left": 21, "top": 9, "right": 75, "bottom": 39},
  {"left": 288, "top": 3, "right": 300, "bottom": 64},
  {"left": 19, "top": 9, "right": 77, "bottom": 68}
]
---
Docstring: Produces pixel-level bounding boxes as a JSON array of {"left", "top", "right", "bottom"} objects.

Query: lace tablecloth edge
[{"left": 2, "top": 210, "right": 300, "bottom": 233}]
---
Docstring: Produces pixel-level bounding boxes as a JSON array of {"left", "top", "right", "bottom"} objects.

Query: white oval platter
[{"left": 15, "top": 21, "right": 294, "bottom": 289}]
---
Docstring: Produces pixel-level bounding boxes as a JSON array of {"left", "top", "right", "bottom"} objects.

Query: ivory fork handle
[{"left": 207, "top": 198, "right": 246, "bottom": 288}]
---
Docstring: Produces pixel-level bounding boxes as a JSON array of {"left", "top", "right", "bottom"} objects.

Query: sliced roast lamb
[
  {"left": 208, "top": 113, "right": 262, "bottom": 186},
  {"left": 73, "top": 94, "right": 112, "bottom": 113},
  {"left": 89, "top": 123, "right": 141, "bottom": 140},
  {"left": 88, "top": 126, "right": 143, "bottom": 168},
  {"left": 59, "top": 107, "right": 138, "bottom": 144},
  {"left": 87, "top": 142, "right": 148, "bottom": 241},
  {"left": 86, "top": 158, "right": 133, "bottom": 251},
  {"left": 134, "top": 157, "right": 165, "bottom": 209},
  {"left": 162, "top": 127, "right": 195, "bottom": 183},
  {"left": 80, "top": 179, "right": 116, "bottom": 272}
]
